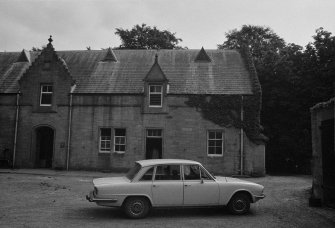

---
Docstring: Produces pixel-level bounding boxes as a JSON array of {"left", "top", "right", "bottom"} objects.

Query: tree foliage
[
  {"left": 219, "top": 25, "right": 334, "bottom": 174},
  {"left": 115, "top": 23, "right": 185, "bottom": 49}
]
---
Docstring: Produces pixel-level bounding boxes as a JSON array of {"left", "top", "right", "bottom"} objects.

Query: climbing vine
[{"left": 185, "top": 94, "right": 263, "bottom": 144}]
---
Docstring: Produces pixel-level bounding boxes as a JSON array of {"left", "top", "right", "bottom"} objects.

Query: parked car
[{"left": 86, "top": 159, "right": 265, "bottom": 218}]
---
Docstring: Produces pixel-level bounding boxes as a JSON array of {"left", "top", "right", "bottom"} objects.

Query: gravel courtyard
[{"left": 0, "top": 170, "right": 334, "bottom": 228}]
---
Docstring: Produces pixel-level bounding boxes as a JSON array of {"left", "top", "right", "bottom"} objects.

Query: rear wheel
[
  {"left": 228, "top": 193, "right": 250, "bottom": 215},
  {"left": 123, "top": 197, "right": 150, "bottom": 219}
]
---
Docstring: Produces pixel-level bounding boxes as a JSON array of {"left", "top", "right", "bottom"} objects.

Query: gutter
[
  {"left": 66, "top": 88, "right": 74, "bottom": 171},
  {"left": 12, "top": 92, "right": 20, "bottom": 168},
  {"left": 240, "top": 95, "right": 244, "bottom": 175}
]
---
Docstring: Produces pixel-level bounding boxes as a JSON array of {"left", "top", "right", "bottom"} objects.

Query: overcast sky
[{"left": 0, "top": 0, "right": 334, "bottom": 51}]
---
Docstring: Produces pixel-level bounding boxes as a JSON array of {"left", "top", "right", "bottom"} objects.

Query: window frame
[
  {"left": 149, "top": 84, "right": 163, "bottom": 107},
  {"left": 40, "top": 84, "right": 53, "bottom": 106},
  {"left": 99, "top": 128, "right": 112, "bottom": 153},
  {"left": 114, "top": 128, "right": 126, "bottom": 154},
  {"left": 207, "top": 130, "right": 224, "bottom": 157}
]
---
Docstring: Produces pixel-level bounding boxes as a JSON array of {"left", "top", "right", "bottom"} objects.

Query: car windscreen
[{"left": 126, "top": 163, "right": 142, "bottom": 181}]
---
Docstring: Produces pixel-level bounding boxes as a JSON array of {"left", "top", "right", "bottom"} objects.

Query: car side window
[
  {"left": 139, "top": 167, "right": 154, "bottom": 181},
  {"left": 154, "top": 165, "right": 181, "bottom": 181},
  {"left": 184, "top": 165, "right": 201, "bottom": 180}
]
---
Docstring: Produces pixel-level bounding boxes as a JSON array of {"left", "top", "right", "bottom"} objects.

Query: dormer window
[
  {"left": 149, "top": 85, "right": 162, "bottom": 107},
  {"left": 40, "top": 84, "right": 53, "bottom": 106}
]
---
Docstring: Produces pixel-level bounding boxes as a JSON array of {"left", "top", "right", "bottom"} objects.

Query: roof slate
[{"left": 0, "top": 49, "right": 254, "bottom": 95}]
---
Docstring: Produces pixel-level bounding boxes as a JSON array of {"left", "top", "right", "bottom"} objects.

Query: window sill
[
  {"left": 207, "top": 154, "right": 223, "bottom": 157},
  {"left": 114, "top": 151, "right": 125, "bottom": 155}
]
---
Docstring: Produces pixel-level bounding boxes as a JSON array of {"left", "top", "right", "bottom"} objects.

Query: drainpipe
[
  {"left": 240, "top": 95, "right": 244, "bottom": 175},
  {"left": 66, "top": 92, "right": 73, "bottom": 171},
  {"left": 12, "top": 92, "right": 20, "bottom": 168}
]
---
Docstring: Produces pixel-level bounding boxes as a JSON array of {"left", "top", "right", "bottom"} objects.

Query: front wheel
[
  {"left": 123, "top": 197, "right": 150, "bottom": 219},
  {"left": 228, "top": 193, "right": 250, "bottom": 215}
]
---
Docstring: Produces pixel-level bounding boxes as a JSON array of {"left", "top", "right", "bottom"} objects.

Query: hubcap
[
  {"left": 234, "top": 199, "right": 246, "bottom": 211},
  {"left": 131, "top": 201, "right": 143, "bottom": 214}
]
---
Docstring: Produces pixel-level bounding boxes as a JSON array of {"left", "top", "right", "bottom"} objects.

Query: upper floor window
[
  {"left": 99, "top": 128, "right": 111, "bottom": 153},
  {"left": 40, "top": 84, "right": 53, "bottom": 106},
  {"left": 207, "top": 130, "right": 224, "bottom": 156},
  {"left": 114, "top": 128, "right": 126, "bottom": 153},
  {"left": 149, "top": 85, "right": 162, "bottom": 107}
]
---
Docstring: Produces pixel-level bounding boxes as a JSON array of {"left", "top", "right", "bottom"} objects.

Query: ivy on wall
[{"left": 185, "top": 94, "right": 264, "bottom": 144}]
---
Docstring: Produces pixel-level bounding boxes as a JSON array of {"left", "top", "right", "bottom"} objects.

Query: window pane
[
  {"left": 140, "top": 167, "right": 154, "bottom": 181},
  {"left": 154, "top": 165, "right": 180, "bottom": 181},
  {"left": 150, "top": 94, "right": 162, "bottom": 106},
  {"left": 215, "top": 140, "right": 222, "bottom": 147},
  {"left": 215, "top": 146, "right": 222, "bottom": 154},
  {"left": 101, "top": 128, "right": 111, "bottom": 136},
  {"left": 41, "top": 94, "right": 52, "bottom": 105},
  {"left": 209, "top": 131, "right": 215, "bottom": 139},
  {"left": 209, "top": 140, "right": 215, "bottom": 147},
  {"left": 147, "top": 129, "right": 162, "bottom": 137},
  {"left": 215, "top": 132, "right": 222, "bottom": 139},
  {"left": 184, "top": 165, "right": 201, "bottom": 180}
]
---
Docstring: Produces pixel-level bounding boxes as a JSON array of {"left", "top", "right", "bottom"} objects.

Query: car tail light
[{"left": 94, "top": 187, "right": 98, "bottom": 196}]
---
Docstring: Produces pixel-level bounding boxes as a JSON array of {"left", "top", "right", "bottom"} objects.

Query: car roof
[{"left": 136, "top": 159, "right": 201, "bottom": 167}]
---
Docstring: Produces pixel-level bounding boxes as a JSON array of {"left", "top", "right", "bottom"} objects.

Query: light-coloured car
[{"left": 86, "top": 159, "right": 265, "bottom": 218}]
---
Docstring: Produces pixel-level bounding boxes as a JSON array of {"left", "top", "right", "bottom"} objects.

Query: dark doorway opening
[
  {"left": 146, "top": 129, "right": 162, "bottom": 159},
  {"left": 35, "top": 126, "right": 54, "bottom": 168},
  {"left": 321, "top": 118, "right": 335, "bottom": 208}
]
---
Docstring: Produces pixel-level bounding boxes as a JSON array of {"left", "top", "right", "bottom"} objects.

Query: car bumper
[
  {"left": 253, "top": 194, "right": 265, "bottom": 202},
  {"left": 86, "top": 191, "right": 118, "bottom": 203}
]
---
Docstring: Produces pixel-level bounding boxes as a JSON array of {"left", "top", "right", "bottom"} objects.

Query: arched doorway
[{"left": 35, "top": 126, "right": 54, "bottom": 168}]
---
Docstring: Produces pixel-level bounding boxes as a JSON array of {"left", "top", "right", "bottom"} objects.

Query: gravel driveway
[{"left": 0, "top": 170, "right": 334, "bottom": 228}]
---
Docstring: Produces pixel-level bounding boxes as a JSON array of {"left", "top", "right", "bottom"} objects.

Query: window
[
  {"left": 184, "top": 165, "right": 200, "bottom": 180},
  {"left": 184, "top": 165, "right": 212, "bottom": 180},
  {"left": 149, "top": 85, "right": 162, "bottom": 107},
  {"left": 147, "top": 129, "right": 162, "bottom": 138},
  {"left": 40, "top": 84, "right": 53, "bottom": 106},
  {"left": 139, "top": 167, "right": 154, "bottom": 181},
  {"left": 154, "top": 165, "right": 181, "bottom": 181},
  {"left": 99, "top": 128, "right": 111, "bottom": 153},
  {"left": 114, "top": 128, "right": 126, "bottom": 153},
  {"left": 207, "top": 130, "right": 224, "bottom": 156}
]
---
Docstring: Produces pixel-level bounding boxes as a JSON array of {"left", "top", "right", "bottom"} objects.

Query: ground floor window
[
  {"left": 207, "top": 130, "right": 224, "bottom": 156},
  {"left": 114, "top": 128, "right": 126, "bottom": 153},
  {"left": 99, "top": 128, "right": 111, "bottom": 153}
]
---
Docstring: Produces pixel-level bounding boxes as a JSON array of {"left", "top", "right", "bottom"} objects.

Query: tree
[
  {"left": 115, "top": 23, "right": 185, "bottom": 49},
  {"left": 219, "top": 25, "right": 311, "bottom": 174}
]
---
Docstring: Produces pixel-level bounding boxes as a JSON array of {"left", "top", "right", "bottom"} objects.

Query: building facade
[
  {"left": 310, "top": 97, "right": 335, "bottom": 207},
  {"left": 0, "top": 37, "right": 266, "bottom": 176}
]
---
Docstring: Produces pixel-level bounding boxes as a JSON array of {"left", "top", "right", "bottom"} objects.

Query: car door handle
[
  {"left": 153, "top": 184, "right": 159, "bottom": 187},
  {"left": 184, "top": 184, "right": 191, "bottom": 187}
]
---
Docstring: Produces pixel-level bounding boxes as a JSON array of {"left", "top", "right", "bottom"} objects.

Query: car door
[
  {"left": 183, "top": 164, "right": 220, "bottom": 206},
  {"left": 151, "top": 164, "right": 184, "bottom": 206}
]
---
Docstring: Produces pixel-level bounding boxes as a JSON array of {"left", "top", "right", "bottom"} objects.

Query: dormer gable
[
  {"left": 194, "top": 47, "right": 212, "bottom": 62},
  {"left": 143, "top": 54, "right": 168, "bottom": 82},
  {"left": 16, "top": 49, "right": 31, "bottom": 63},
  {"left": 102, "top": 47, "right": 117, "bottom": 62}
]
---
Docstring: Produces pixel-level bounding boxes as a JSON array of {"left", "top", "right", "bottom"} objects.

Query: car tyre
[
  {"left": 228, "top": 193, "right": 250, "bottom": 215},
  {"left": 123, "top": 197, "right": 150, "bottom": 219}
]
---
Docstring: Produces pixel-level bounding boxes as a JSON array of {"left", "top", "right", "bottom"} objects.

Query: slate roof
[{"left": 0, "top": 48, "right": 254, "bottom": 95}]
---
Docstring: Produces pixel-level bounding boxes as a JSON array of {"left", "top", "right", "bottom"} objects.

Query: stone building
[
  {"left": 310, "top": 97, "right": 335, "bottom": 207},
  {"left": 0, "top": 37, "right": 266, "bottom": 176}
]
